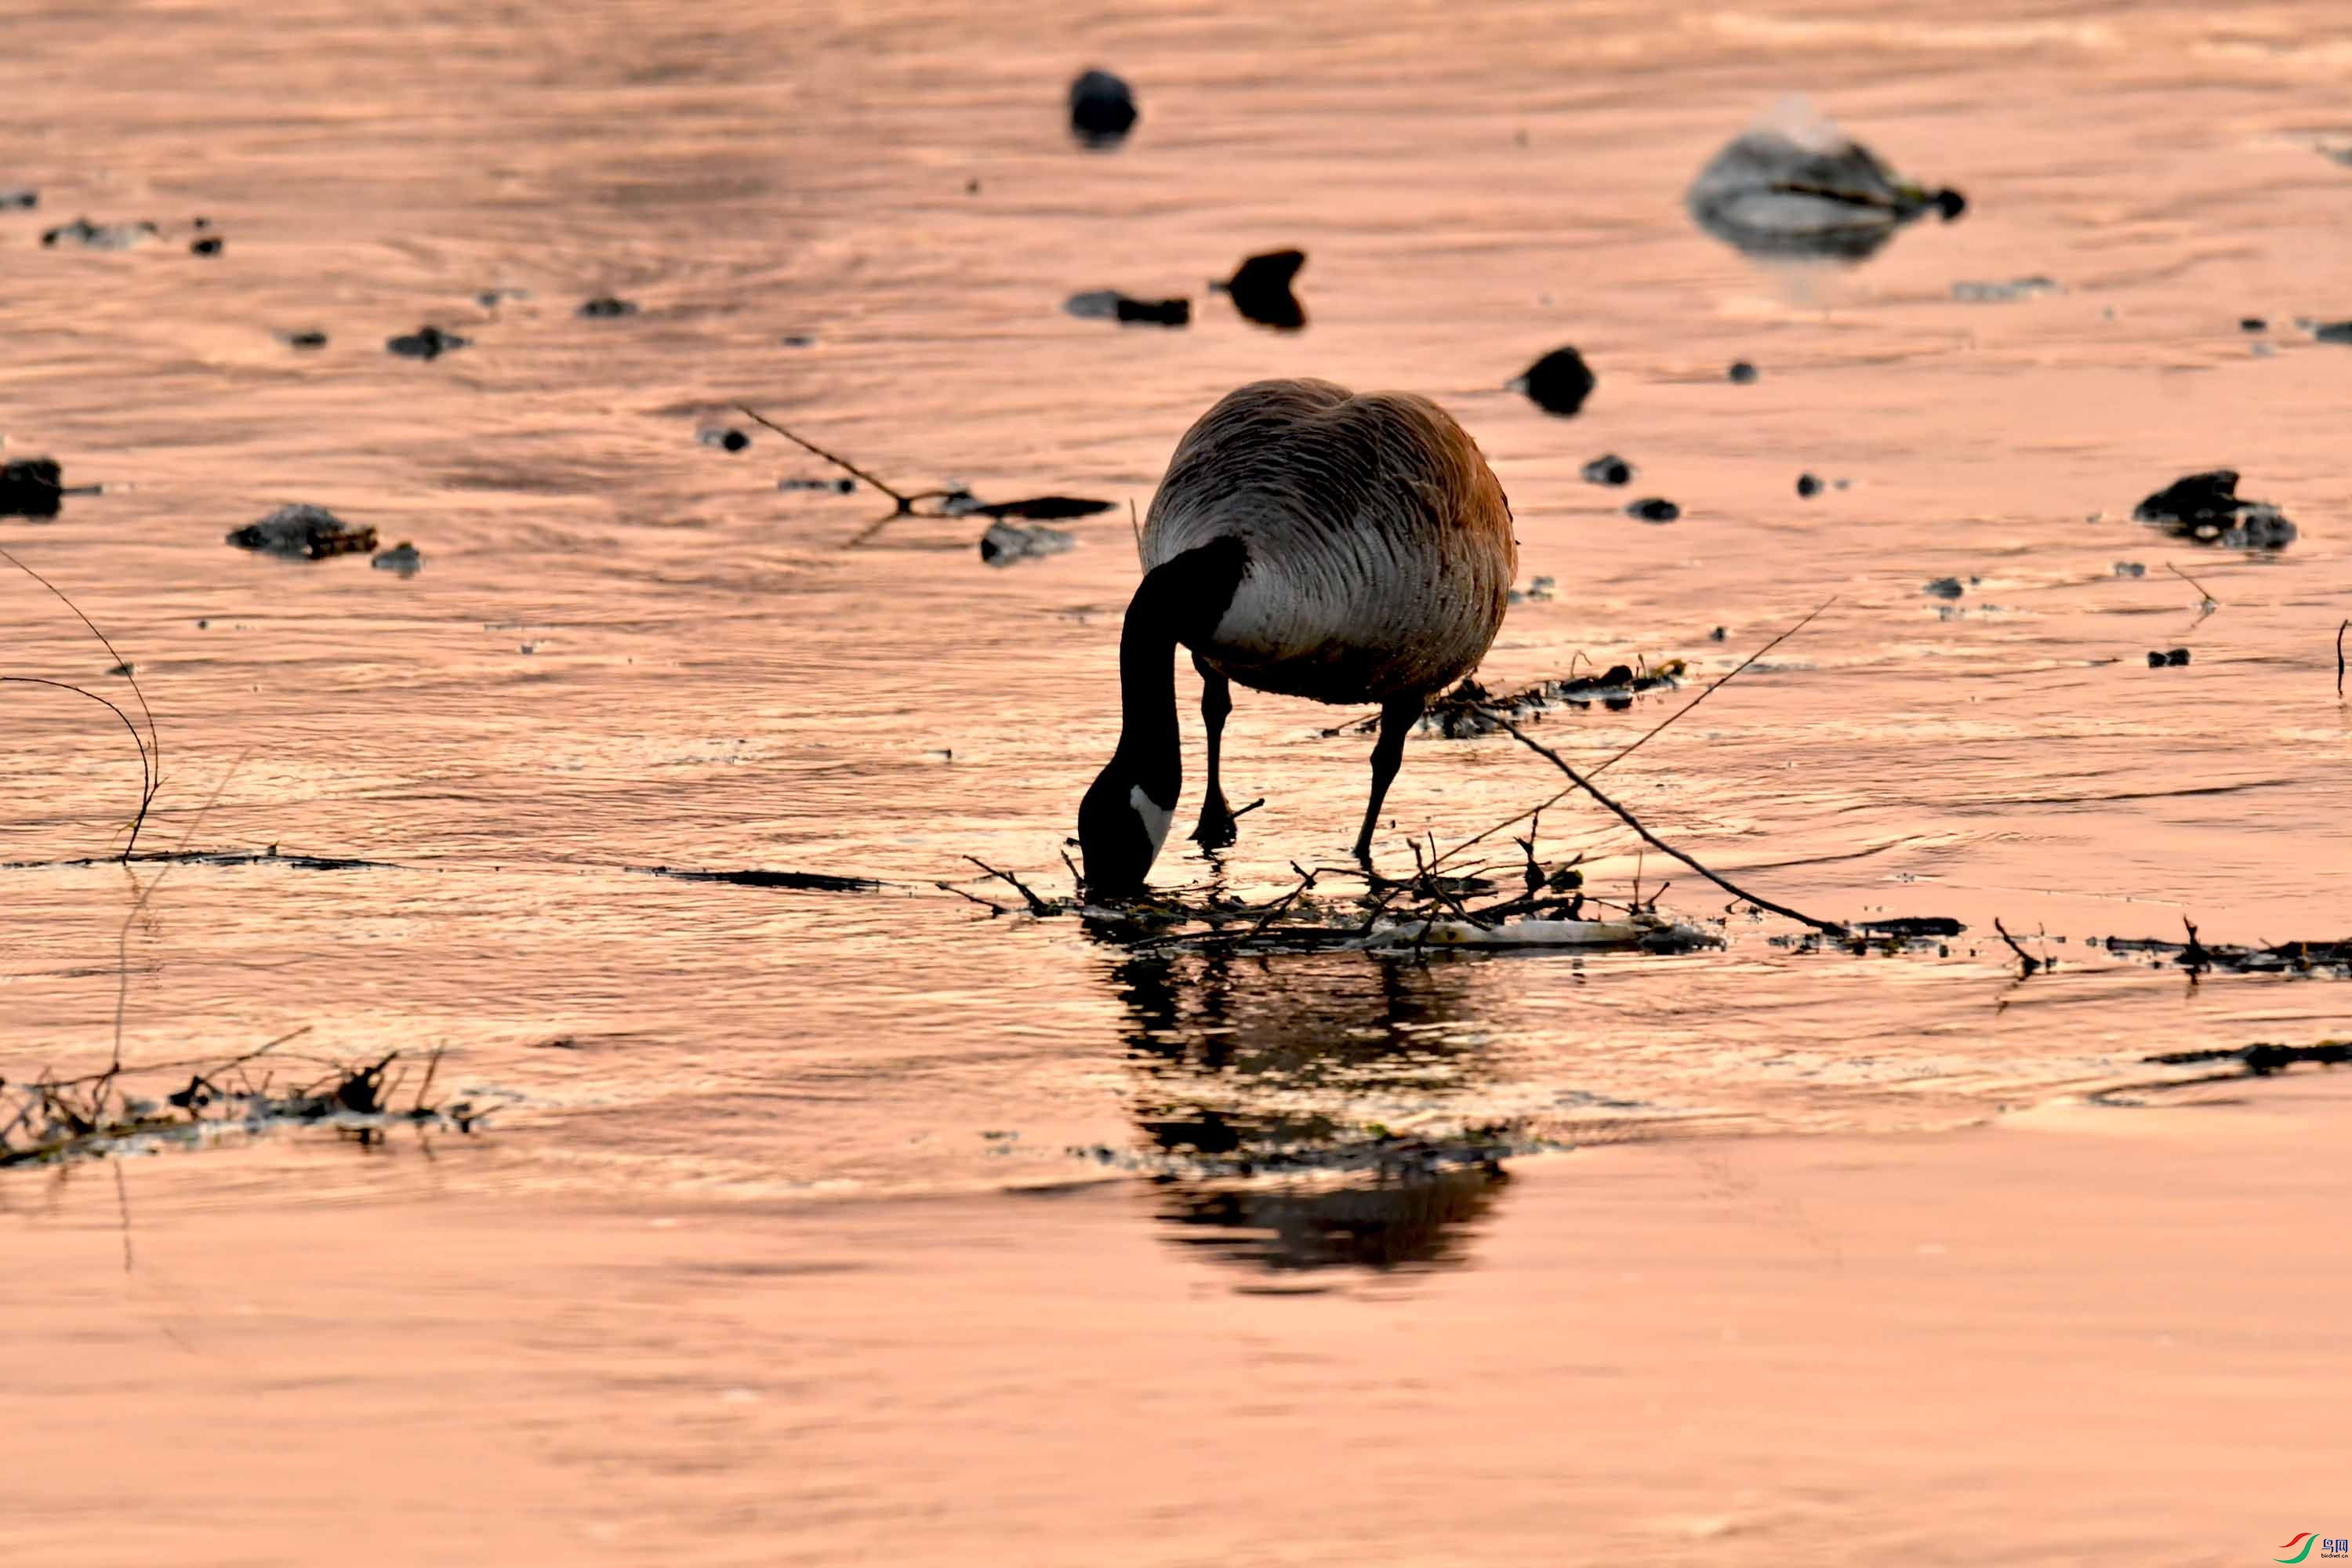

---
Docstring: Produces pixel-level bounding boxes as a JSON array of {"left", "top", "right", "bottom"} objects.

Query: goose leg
[
  {"left": 1190, "top": 654, "right": 1238, "bottom": 848},
  {"left": 1352, "top": 693, "right": 1425, "bottom": 861}
]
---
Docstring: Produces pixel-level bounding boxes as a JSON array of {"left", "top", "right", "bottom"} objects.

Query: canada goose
[{"left": 1077, "top": 378, "right": 1516, "bottom": 894}]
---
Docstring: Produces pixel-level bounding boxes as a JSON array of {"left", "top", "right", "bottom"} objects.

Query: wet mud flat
[{"left": 4, "top": 1070, "right": 2345, "bottom": 1566}]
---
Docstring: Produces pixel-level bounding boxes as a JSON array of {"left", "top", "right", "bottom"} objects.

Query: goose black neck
[{"left": 1113, "top": 537, "right": 1248, "bottom": 798}]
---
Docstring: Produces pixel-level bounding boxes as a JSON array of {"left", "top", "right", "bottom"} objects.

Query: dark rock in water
[
  {"left": 1069, "top": 68, "right": 1138, "bottom": 147},
  {"left": 190, "top": 235, "right": 223, "bottom": 256},
  {"left": 2240, "top": 317, "right": 2267, "bottom": 332},
  {"left": 2147, "top": 648, "right": 2190, "bottom": 667},
  {"left": 1727, "top": 360, "right": 1759, "bottom": 383},
  {"left": 1511, "top": 347, "right": 1595, "bottom": 416},
  {"left": 1708, "top": 626, "right": 1727, "bottom": 641},
  {"left": 979, "top": 519, "right": 1076, "bottom": 564},
  {"left": 578, "top": 296, "right": 637, "bottom": 318},
  {"left": 226, "top": 503, "right": 377, "bottom": 561},
  {"left": 371, "top": 541, "right": 424, "bottom": 577},
  {"left": 698, "top": 426, "right": 751, "bottom": 452},
  {"left": 2314, "top": 321, "right": 2352, "bottom": 344},
  {"left": 1686, "top": 105, "right": 1961, "bottom": 263},
  {"left": 781, "top": 333, "right": 815, "bottom": 348},
  {"left": 1796, "top": 473, "right": 1823, "bottom": 498},
  {"left": 2133, "top": 469, "right": 2296, "bottom": 550},
  {"left": 1064, "top": 290, "right": 1189, "bottom": 327},
  {"left": 1213, "top": 249, "right": 1307, "bottom": 331},
  {"left": 1923, "top": 576, "right": 1964, "bottom": 599},
  {"left": 0, "top": 457, "right": 64, "bottom": 518},
  {"left": 41, "top": 216, "right": 158, "bottom": 250},
  {"left": 284, "top": 330, "right": 328, "bottom": 350},
  {"left": 1625, "top": 497, "right": 1679, "bottom": 524},
  {"left": 1581, "top": 454, "right": 1633, "bottom": 486},
  {"left": 780, "top": 477, "right": 858, "bottom": 495},
  {"left": 0, "top": 188, "right": 39, "bottom": 209},
  {"left": 386, "top": 325, "right": 469, "bottom": 360}
]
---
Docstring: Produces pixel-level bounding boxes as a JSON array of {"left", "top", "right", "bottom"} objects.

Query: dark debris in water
[
  {"left": 1686, "top": 112, "right": 1962, "bottom": 263},
  {"left": 2146, "top": 647, "right": 2190, "bottom": 667},
  {"left": 1511, "top": 347, "right": 1595, "bottom": 416},
  {"left": 1581, "top": 453, "right": 1633, "bottom": 486},
  {"left": 40, "top": 216, "right": 159, "bottom": 250},
  {"left": 2145, "top": 1041, "right": 2349, "bottom": 1075},
  {"left": 2133, "top": 469, "right": 2296, "bottom": 550},
  {"left": 1064, "top": 290, "right": 1191, "bottom": 328},
  {"left": 190, "top": 234, "right": 223, "bottom": 256},
  {"left": 0, "top": 1032, "right": 490, "bottom": 1169},
  {"left": 0, "top": 457, "right": 66, "bottom": 519},
  {"left": 1625, "top": 497, "right": 1680, "bottom": 524},
  {"left": 1214, "top": 249, "right": 1307, "bottom": 332},
  {"left": 1413, "top": 663, "right": 1689, "bottom": 735},
  {"left": 226, "top": 503, "right": 377, "bottom": 561},
  {"left": 0, "top": 848, "right": 402, "bottom": 873},
  {"left": 577, "top": 296, "right": 638, "bottom": 318},
  {"left": 2102, "top": 931, "right": 2352, "bottom": 975},
  {"left": 371, "top": 541, "right": 424, "bottom": 577},
  {"left": 1069, "top": 67, "right": 1138, "bottom": 147},
  {"left": 637, "top": 864, "right": 880, "bottom": 893},
  {"left": 979, "top": 519, "right": 1076, "bottom": 565},
  {"left": 386, "top": 325, "right": 470, "bottom": 360},
  {"left": 1860, "top": 916, "right": 1966, "bottom": 938}
]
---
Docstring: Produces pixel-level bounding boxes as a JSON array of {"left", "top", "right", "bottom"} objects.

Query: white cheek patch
[{"left": 1129, "top": 784, "right": 1174, "bottom": 859}]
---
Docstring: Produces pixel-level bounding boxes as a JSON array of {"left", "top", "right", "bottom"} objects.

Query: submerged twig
[
  {"left": 2337, "top": 618, "right": 2347, "bottom": 699},
  {"left": 1486, "top": 714, "right": 1849, "bottom": 937}
]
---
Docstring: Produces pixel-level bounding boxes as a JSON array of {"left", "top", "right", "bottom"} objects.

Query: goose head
[{"left": 1076, "top": 535, "right": 1248, "bottom": 896}]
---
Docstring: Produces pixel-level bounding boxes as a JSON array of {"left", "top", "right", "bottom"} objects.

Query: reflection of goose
[
  {"left": 1687, "top": 100, "right": 1964, "bottom": 263},
  {"left": 1106, "top": 944, "right": 1510, "bottom": 1275},
  {"left": 1077, "top": 378, "right": 1515, "bottom": 892}
]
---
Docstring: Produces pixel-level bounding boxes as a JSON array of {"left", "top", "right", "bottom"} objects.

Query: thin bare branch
[
  {"left": 1486, "top": 714, "right": 1849, "bottom": 936},
  {"left": 734, "top": 405, "right": 913, "bottom": 510}
]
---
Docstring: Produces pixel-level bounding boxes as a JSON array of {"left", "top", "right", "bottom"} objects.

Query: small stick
[
  {"left": 0, "top": 546, "right": 162, "bottom": 858},
  {"left": 1229, "top": 797, "right": 1265, "bottom": 822},
  {"left": 2165, "top": 561, "right": 2216, "bottom": 606},
  {"left": 1992, "top": 917, "right": 2042, "bottom": 976},
  {"left": 962, "top": 856, "right": 1054, "bottom": 916},
  {"left": 1060, "top": 847, "right": 1085, "bottom": 898},
  {"left": 1238, "top": 863, "right": 1319, "bottom": 943},
  {"left": 1129, "top": 497, "right": 1142, "bottom": 547},
  {"left": 1429, "top": 598, "right": 1835, "bottom": 877},
  {"left": 413, "top": 1046, "right": 444, "bottom": 1113},
  {"left": 937, "top": 880, "right": 1010, "bottom": 913},
  {"left": 734, "top": 405, "right": 915, "bottom": 512},
  {"left": 2337, "top": 619, "right": 2347, "bottom": 699},
  {"left": 1486, "top": 714, "right": 1849, "bottom": 936},
  {"left": 0, "top": 676, "right": 151, "bottom": 853}
]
